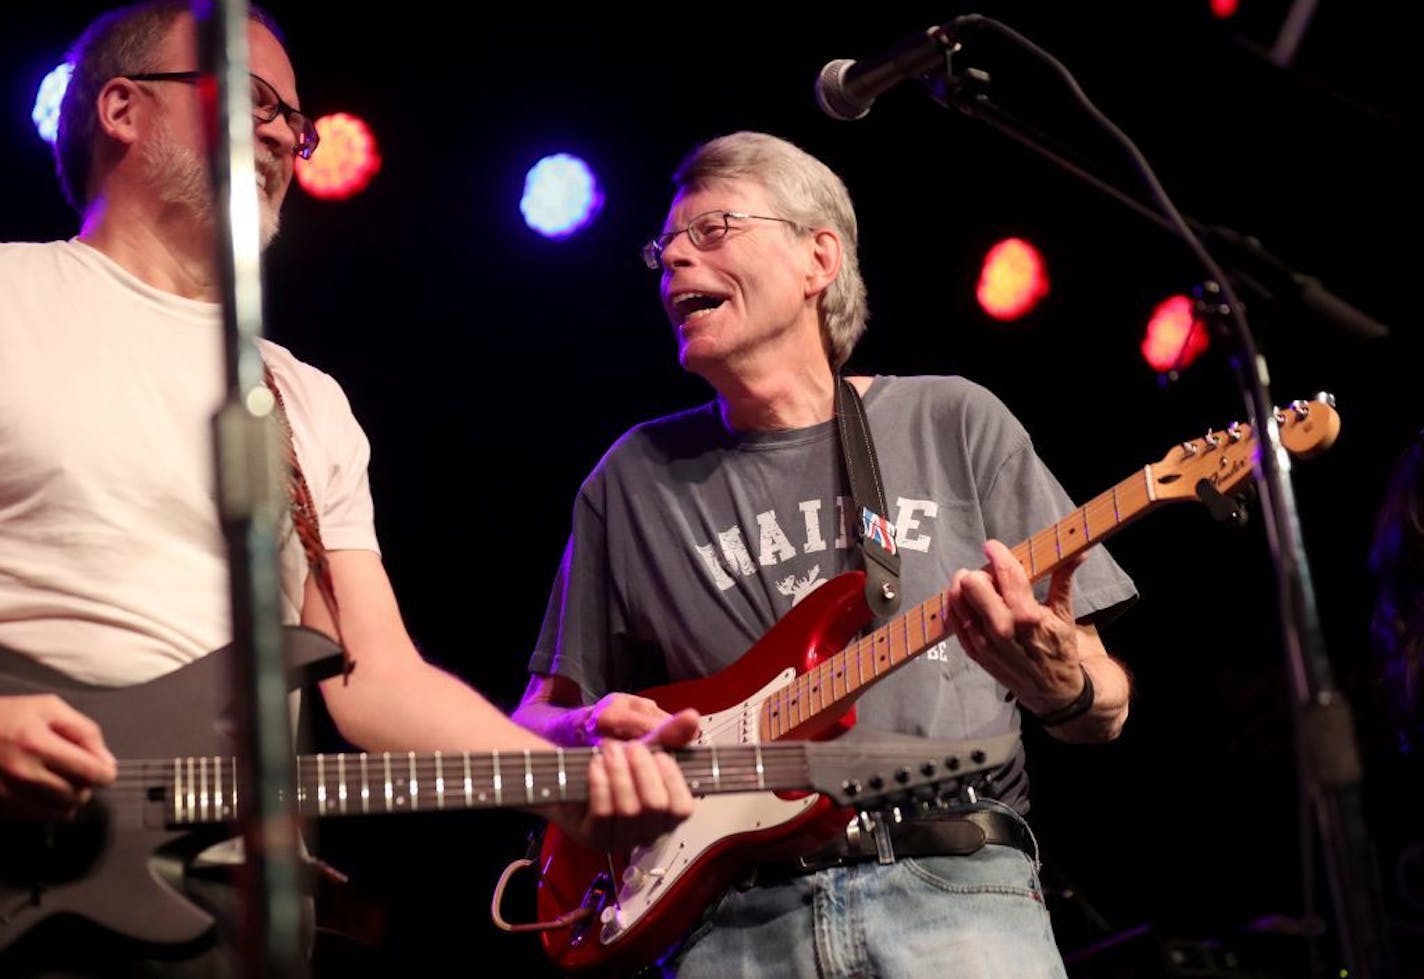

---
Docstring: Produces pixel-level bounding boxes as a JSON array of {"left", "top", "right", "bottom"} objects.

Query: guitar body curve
[
  {"left": 536, "top": 571, "right": 874, "bottom": 976},
  {"left": 0, "top": 629, "right": 342, "bottom": 955}
]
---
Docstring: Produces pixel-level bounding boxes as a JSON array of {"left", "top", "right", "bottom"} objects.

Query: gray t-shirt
[{"left": 529, "top": 375, "right": 1137, "bottom": 811}]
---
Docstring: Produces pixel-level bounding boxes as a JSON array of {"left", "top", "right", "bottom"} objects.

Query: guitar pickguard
[{"left": 596, "top": 669, "right": 817, "bottom": 945}]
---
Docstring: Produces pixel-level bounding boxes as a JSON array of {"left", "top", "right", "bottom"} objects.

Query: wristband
[{"left": 1034, "top": 665, "right": 1095, "bottom": 727}]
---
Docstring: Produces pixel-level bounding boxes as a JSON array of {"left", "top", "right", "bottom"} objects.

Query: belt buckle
[
  {"left": 862, "top": 810, "right": 898, "bottom": 865},
  {"left": 791, "top": 812, "right": 872, "bottom": 872},
  {"left": 793, "top": 851, "right": 847, "bottom": 873}
]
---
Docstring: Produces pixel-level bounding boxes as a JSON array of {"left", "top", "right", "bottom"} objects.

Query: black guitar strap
[{"left": 834, "top": 376, "right": 901, "bottom": 619}]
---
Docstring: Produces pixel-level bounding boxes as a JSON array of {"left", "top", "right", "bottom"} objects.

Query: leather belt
[{"left": 753, "top": 809, "right": 1034, "bottom": 886}]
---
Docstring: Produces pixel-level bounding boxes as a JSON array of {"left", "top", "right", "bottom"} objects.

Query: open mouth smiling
[{"left": 670, "top": 291, "right": 728, "bottom": 324}]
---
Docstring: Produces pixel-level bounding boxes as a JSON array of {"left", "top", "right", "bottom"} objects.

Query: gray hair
[
  {"left": 53, "top": 1, "right": 283, "bottom": 214},
  {"left": 672, "top": 131, "right": 869, "bottom": 370}
]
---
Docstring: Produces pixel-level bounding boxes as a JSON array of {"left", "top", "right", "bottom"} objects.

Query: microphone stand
[
  {"left": 199, "top": 2, "right": 308, "bottom": 975},
  {"left": 914, "top": 15, "right": 1394, "bottom": 977}
]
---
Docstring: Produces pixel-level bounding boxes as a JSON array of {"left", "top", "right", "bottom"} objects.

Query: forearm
[
  {"left": 304, "top": 551, "right": 551, "bottom": 753},
  {"left": 320, "top": 659, "right": 550, "bottom": 753}
]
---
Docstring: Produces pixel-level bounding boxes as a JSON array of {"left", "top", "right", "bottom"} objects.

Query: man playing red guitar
[{"left": 515, "top": 131, "right": 1138, "bottom": 977}]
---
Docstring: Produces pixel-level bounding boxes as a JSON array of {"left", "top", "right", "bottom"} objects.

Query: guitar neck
[
  {"left": 134, "top": 744, "right": 822, "bottom": 825},
  {"left": 761, "top": 465, "right": 1160, "bottom": 739}
]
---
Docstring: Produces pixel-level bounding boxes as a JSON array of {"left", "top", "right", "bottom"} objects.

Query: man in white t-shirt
[{"left": 0, "top": 2, "right": 696, "bottom": 970}]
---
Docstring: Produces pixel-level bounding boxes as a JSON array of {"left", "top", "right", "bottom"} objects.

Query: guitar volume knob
[{"left": 600, "top": 905, "right": 627, "bottom": 941}]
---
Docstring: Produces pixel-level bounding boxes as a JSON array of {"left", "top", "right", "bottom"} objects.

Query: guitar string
[
  {"left": 102, "top": 743, "right": 977, "bottom": 787},
  {"left": 101, "top": 745, "right": 941, "bottom": 780},
  {"left": 93, "top": 757, "right": 836, "bottom": 817}
]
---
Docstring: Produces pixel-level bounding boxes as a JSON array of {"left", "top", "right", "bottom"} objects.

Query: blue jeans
[{"left": 666, "top": 808, "right": 1067, "bottom": 979}]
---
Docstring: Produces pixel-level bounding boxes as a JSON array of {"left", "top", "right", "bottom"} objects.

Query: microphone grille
[{"left": 815, "top": 59, "right": 871, "bottom": 121}]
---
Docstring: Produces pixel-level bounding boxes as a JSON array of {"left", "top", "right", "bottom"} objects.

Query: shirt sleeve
[
  {"left": 262, "top": 343, "right": 380, "bottom": 555},
  {"left": 527, "top": 490, "right": 618, "bottom": 703},
  {"left": 977, "top": 407, "right": 1138, "bottom": 623}
]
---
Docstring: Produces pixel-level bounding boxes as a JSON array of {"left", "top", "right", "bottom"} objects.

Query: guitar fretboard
[
  {"left": 128, "top": 745, "right": 827, "bottom": 825},
  {"left": 760, "top": 466, "right": 1158, "bottom": 740}
]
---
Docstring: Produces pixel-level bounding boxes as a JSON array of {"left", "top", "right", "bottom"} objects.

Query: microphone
[{"left": 816, "top": 20, "right": 966, "bottom": 121}]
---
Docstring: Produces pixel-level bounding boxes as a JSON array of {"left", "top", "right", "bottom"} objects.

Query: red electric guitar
[{"left": 532, "top": 396, "right": 1342, "bottom": 976}]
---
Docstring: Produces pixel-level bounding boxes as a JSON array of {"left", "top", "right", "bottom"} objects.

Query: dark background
[{"left": 2, "top": 2, "right": 1419, "bottom": 975}]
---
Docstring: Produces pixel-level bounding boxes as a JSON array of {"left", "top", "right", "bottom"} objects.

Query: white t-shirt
[{"left": 0, "top": 239, "right": 380, "bottom": 685}]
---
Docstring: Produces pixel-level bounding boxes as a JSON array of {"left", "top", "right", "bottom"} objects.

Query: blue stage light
[
  {"left": 32, "top": 62, "right": 72, "bottom": 145},
  {"left": 520, "top": 153, "right": 604, "bottom": 239}
]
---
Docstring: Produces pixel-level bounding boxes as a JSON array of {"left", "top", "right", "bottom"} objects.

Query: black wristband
[{"left": 1034, "top": 665, "right": 1095, "bottom": 727}]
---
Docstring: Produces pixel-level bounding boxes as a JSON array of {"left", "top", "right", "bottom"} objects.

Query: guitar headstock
[
  {"left": 806, "top": 733, "right": 1018, "bottom": 812},
  {"left": 1150, "top": 394, "right": 1341, "bottom": 504}
]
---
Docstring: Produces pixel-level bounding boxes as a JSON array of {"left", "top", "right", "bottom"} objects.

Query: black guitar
[{"left": 0, "top": 631, "right": 1015, "bottom": 954}]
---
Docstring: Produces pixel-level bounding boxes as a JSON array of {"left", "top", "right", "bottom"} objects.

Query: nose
[
  {"left": 254, "top": 111, "right": 297, "bottom": 157},
  {"left": 658, "top": 228, "right": 696, "bottom": 269}
]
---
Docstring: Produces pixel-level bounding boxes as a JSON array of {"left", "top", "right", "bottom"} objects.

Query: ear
[
  {"left": 94, "top": 77, "right": 144, "bottom": 147},
  {"left": 804, "top": 227, "right": 843, "bottom": 301}
]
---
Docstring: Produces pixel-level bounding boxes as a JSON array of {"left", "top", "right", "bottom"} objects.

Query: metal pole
[{"left": 199, "top": 2, "right": 308, "bottom": 975}]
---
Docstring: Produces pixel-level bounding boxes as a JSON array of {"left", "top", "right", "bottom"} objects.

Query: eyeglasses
[
  {"left": 122, "top": 71, "right": 319, "bottom": 160},
  {"left": 641, "top": 210, "right": 802, "bottom": 270}
]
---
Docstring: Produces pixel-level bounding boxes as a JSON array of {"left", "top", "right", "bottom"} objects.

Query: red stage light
[
  {"left": 1140, "top": 294, "right": 1211, "bottom": 373},
  {"left": 976, "top": 237, "right": 1050, "bottom": 322},
  {"left": 295, "top": 112, "right": 381, "bottom": 201}
]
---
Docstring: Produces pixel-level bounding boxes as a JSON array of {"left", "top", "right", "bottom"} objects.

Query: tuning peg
[
  {"left": 1227, "top": 422, "right": 1245, "bottom": 442},
  {"left": 1203, "top": 430, "right": 1222, "bottom": 447},
  {"left": 1289, "top": 400, "right": 1312, "bottom": 420},
  {"left": 1314, "top": 391, "right": 1336, "bottom": 408},
  {"left": 1180, "top": 440, "right": 1199, "bottom": 456}
]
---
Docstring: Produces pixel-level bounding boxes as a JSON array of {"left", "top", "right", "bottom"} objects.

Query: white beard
[{"left": 141, "top": 118, "right": 282, "bottom": 248}]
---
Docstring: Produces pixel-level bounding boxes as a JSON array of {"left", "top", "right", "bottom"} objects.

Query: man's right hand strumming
[{"left": 0, "top": 695, "right": 117, "bottom": 821}]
